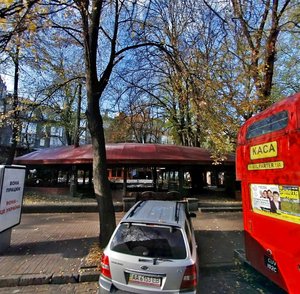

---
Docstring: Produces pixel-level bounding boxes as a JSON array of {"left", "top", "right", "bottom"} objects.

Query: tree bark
[
  {"left": 6, "top": 43, "right": 20, "bottom": 165},
  {"left": 85, "top": 82, "right": 116, "bottom": 246},
  {"left": 77, "top": 0, "right": 116, "bottom": 246},
  {"left": 231, "top": 0, "right": 291, "bottom": 112}
]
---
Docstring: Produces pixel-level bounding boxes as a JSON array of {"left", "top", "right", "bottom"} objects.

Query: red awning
[{"left": 14, "top": 143, "right": 235, "bottom": 166}]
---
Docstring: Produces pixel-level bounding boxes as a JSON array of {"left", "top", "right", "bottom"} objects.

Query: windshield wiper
[
  {"left": 153, "top": 257, "right": 173, "bottom": 265},
  {"left": 138, "top": 257, "right": 173, "bottom": 265}
]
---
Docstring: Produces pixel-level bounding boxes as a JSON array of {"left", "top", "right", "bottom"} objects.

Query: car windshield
[{"left": 110, "top": 223, "right": 187, "bottom": 259}]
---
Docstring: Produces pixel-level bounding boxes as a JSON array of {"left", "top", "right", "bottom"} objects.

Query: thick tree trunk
[
  {"left": 76, "top": 0, "right": 116, "bottom": 247},
  {"left": 92, "top": 134, "right": 116, "bottom": 247},
  {"left": 86, "top": 86, "right": 116, "bottom": 247}
]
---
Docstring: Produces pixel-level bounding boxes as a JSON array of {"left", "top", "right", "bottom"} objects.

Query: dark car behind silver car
[{"left": 99, "top": 200, "right": 198, "bottom": 293}]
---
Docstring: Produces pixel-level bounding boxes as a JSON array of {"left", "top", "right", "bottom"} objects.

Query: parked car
[{"left": 99, "top": 200, "right": 198, "bottom": 293}]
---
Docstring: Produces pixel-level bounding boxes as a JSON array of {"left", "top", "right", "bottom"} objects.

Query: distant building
[
  {"left": 0, "top": 77, "right": 90, "bottom": 162},
  {"left": 0, "top": 76, "right": 7, "bottom": 103},
  {"left": 0, "top": 76, "right": 11, "bottom": 147}
]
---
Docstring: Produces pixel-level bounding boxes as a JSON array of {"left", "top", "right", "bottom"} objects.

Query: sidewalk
[
  {"left": 0, "top": 199, "right": 287, "bottom": 293},
  {"left": 0, "top": 199, "right": 243, "bottom": 288},
  {"left": 0, "top": 212, "right": 105, "bottom": 287}
]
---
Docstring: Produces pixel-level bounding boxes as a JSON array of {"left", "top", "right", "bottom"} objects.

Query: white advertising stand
[{"left": 0, "top": 165, "right": 26, "bottom": 252}]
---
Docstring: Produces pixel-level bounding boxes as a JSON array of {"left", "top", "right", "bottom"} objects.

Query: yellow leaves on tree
[{"left": 2, "top": 0, "right": 14, "bottom": 8}]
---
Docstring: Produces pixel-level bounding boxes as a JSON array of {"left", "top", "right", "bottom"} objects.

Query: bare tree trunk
[
  {"left": 76, "top": 0, "right": 170, "bottom": 245},
  {"left": 231, "top": 0, "right": 291, "bottom": 111},
  {"left": 6, "top": 44, "right": 20, "bottom": 165},
  {"left": 85, "top": 90, "right": 116, "bottom": 246},
  {"left": 75, "top": 0, "right": 117, "bottom": 246},
  {"left": 74, "top": 83, "right": 82, "bottom": 147}
]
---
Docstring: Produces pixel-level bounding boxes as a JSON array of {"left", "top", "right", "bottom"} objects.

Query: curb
[
  {"left": 199, "top": 262, "right": 237, "bottom": 270},
  {"left": 199, "top": 206, "right": 242, "bottom": 212},
  {"left": 0, "top": 271, "right": 99, "bottom": 288},
  {"left": 21, "top": 202, "right": 242, "bottom": 213},
  {"left": 198, "top": 201, "right": 242, "bottom": 212},
  {"left": 22, "top": 202, "right": 124, "bottom": 213}
]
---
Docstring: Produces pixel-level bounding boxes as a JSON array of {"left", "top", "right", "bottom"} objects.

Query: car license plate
[
  {"left": 264, "top": 255, "right": 278, "bottom": 273},
  {"left": 129, "top": 273, "right": 161, "bottom": 287}
]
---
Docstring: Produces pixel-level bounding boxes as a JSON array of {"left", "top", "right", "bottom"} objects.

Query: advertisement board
[
  {"left": 250, "top": 183, "right": 300, "bottom": 224},
  {"left": 0, "top": 165, "right": 26, "bottom": 233}
]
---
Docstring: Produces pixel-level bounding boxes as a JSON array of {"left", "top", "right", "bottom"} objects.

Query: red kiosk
[{"left": 236, "top": 93, "right": 300, "bottom": 293}]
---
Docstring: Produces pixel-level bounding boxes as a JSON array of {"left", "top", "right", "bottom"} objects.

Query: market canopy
[{"left": 14, "top": 143, "right": 235, "bottom": 166}]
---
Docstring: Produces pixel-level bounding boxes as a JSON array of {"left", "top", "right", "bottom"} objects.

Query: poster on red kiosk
[
  {"left": 0, "top": 165, "right": 26, "bottom": 233},
  {"left": 250, "top": 183, "right": 300, "bottom": 224}
]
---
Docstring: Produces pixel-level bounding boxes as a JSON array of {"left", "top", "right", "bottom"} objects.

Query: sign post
[{"left": 0, "top": 165, "right": 26, "bottom": 252}]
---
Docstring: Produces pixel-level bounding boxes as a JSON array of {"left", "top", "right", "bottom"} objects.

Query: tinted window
[
  {"left": 246, "top": 111, "right": 288, "bottom": 139},
  {"left": 110, "top": 223, "right": 186, "bottom": 259}
]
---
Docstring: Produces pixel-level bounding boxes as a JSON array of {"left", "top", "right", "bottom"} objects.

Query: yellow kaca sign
[{"left": 250, "top": 141, "right": 278, "bottom": 160}]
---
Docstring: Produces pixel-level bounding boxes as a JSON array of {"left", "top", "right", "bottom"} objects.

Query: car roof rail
[
  {"left": 175, "top": 201, "right": 181, "bottom": 223},
  {"left": 127, "top": 200, "right": 145, "bottom": 218}
]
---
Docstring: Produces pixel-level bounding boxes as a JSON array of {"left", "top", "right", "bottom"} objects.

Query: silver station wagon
[{"left": 99, "top": 200, "right": 198, "bottom": 293}]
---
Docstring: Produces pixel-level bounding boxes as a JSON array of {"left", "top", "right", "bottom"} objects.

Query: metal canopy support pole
[
  {"left": 88, "top": 166, "right": 93, "bottom": 187},
  {"left": 179, "top": 167, "right": 184, "bottom": 196},
  {"left": 152, "top": 167, "right": 157, "bottom": 191},
  {"left": 123, "top": 167, "right": 127, "bottom": 198},
  {"left": 70, "top": 165, "right": 78, "bottom": 197}
]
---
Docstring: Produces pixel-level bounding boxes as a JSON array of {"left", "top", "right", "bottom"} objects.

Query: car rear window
[{"left": 110, "top": 223, "right": 187, "bottom": 259}]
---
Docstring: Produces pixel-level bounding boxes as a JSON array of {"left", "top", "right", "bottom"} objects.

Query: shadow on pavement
[
  {"left": 2, "top": 237, "right": 98, "bottom": 259},
  {"left": 195, "top": 230, "right": 244, "bottom": 267},
  {"left": 195, "top": 230, "right": 286, "bottom": 293}
]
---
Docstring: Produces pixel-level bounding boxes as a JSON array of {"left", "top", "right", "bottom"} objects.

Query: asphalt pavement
[{"left": 0, "top": 204, "right": 286, "bottom": 293}]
